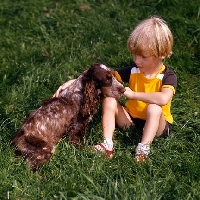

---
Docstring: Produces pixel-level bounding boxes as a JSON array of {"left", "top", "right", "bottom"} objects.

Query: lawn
[{"left": 0, "top": 0, "right": 199, "bottom": 199}]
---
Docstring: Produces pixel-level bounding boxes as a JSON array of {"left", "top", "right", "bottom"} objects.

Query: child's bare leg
[
  {"left": 95, "top": 97, "right": 132, "bottom": 157},
  {"left": 141, "top": 104, "right": 166, "bottom": 144},
  {"left": 135, "top": 104, "right": 166, "bottom": 161},
  {"left": 101, "top": 97, "right": 116, "bottom": 140},
  {"left": 102, "top": 97, "right": 133, "bottom": 139}
]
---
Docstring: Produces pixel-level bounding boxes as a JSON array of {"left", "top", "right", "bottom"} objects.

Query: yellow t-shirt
[{"left": 115, "top": 63, "right": 177, "bottom": 124}]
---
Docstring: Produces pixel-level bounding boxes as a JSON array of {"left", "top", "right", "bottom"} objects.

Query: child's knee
[
  {"left": 146, "top": 104, "right": 162, "bottom": 115},
  {"left": 102, "top": 97, "right": 118, "bottom": 113}
]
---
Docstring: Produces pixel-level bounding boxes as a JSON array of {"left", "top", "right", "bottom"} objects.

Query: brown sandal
[
  {"left": 135, "top": 153, "right": 146, "bottom": 162},
  {"left": 94, "top": 143, "right": 114, "bottom": 158}
]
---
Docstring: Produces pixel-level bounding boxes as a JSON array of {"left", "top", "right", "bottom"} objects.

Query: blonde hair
[{"left": 127, "top": 17, "right": 173, "bottom": 58}]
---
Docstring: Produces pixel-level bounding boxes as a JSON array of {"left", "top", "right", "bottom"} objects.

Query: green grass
[{"left": 0, "top": 0, "right": 200, "bottom": 199}]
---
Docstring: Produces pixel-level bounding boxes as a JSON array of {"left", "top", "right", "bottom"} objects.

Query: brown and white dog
[{"left": 11, "top": 63, "right": 125, "bottom": 171}]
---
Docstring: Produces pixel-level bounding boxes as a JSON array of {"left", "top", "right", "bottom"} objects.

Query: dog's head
[{"left": 85, "top": 63, "right": 125, "bottom": 99}]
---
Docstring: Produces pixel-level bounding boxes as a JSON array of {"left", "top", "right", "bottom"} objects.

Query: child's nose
[{"left": 134, "top": 55, "right": 141, "bottom": 64}]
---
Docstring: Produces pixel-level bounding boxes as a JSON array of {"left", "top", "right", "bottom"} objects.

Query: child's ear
[{"left": 160, "top": 56, "right": 166, "bottom": 59}]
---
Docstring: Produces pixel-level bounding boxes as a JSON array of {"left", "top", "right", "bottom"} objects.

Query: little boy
[
  {"left": 94, "top": 17, "right": 177, "bottom": 161},
  {"left": 54, "top": 17, "right": 177, "bottom": 162}
]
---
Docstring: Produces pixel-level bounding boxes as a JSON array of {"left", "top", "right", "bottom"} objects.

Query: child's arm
[
  {"left": 124, "top": 87, "right": 174, "bottom": 106},
  {"left": 53, "top": 79, "right": 76, "bottom": 98}
]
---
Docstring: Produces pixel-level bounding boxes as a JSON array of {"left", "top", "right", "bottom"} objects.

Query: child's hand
[
  {"left": 53, "top": 79, "right": 75, "bottom": 98},
  {"left": 53, "top": 84, "right": 65, "bottom": 98},
  {"left": 124, "top": 87, "right": 135, "bottom": 99}
]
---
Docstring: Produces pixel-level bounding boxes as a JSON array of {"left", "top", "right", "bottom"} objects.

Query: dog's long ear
[
  {"left": 80, "top": 79, "right": 99, "bottom": 118},
  {"left": 80, "top": 63, "right": 103, "bottom": 117}
]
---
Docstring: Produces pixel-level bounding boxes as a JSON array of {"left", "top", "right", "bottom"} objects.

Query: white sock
[
  {"left": 103, "top": 138, "right": 113, "bottom": 150},
  {"left": 135, "top": 143, "right": 150, "bottom": 156}
]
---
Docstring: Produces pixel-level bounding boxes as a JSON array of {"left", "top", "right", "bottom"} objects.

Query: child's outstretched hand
[
  {"left": 53, "top": 79, "right": 75, "bottom": 98},
  {"left": 124, "top": 87, "right": 135, "bottom": 99}
]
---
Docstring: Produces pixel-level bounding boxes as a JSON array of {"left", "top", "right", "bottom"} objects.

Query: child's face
[{"left": 133, "top": 54, "right": 163, "bottom": 73}]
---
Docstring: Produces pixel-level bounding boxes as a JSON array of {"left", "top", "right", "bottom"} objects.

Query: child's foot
[
  {"left": 135, "top": 143, "right": 150, "bottom": 162},
  {"left": 94, "top": 143, "right": 114, "bottom": 158}
]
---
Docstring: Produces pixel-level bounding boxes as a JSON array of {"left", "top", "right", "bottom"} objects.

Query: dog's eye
[
  {"left": 105, "top": 77, "right": 111, "bottom": 83},
  {"left": 106, "top": 73, "right": 112, "bottom": 80}
]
